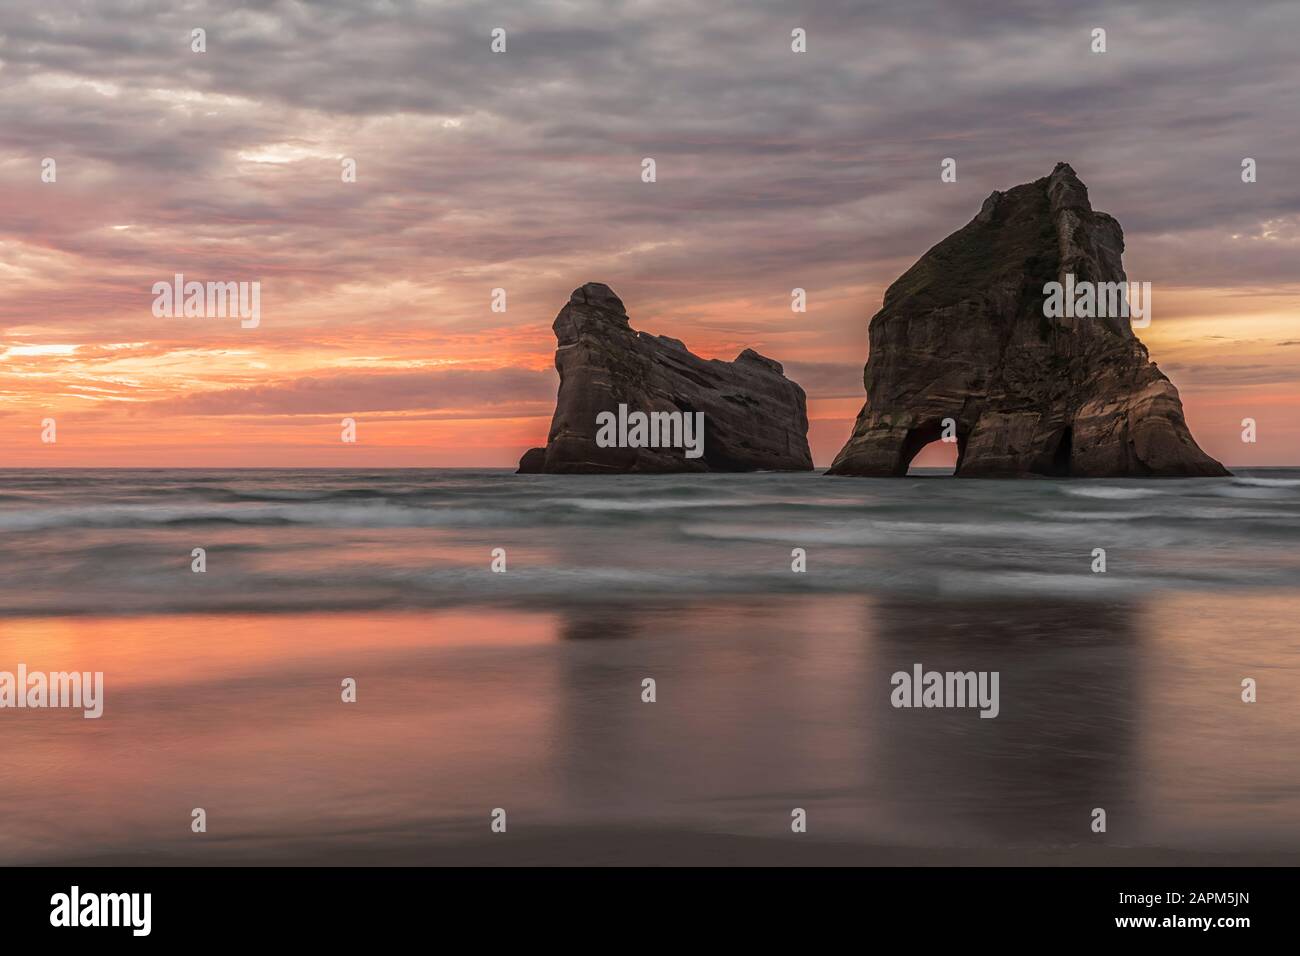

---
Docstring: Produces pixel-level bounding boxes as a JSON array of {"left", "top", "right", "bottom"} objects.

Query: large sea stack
[
  {"left": 518, "top": 282, "right": 813, "bottom": 473},
  {"left": 828, "top": 163, "right": 1228, "bottom": 478}
]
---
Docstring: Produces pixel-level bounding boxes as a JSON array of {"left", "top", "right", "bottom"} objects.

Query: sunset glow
[{"left": 2, "top": 4, "right": 1296, "bottom": 468}]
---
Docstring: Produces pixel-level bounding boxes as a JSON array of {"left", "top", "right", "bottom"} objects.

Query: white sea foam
[
  {"left": 542, "top": 497, "right": 747, "bottom": 512},
  {"left": 1042, "top": 510, "right": 1159, "bottom": 522},
  {"left": 1061, "top": 486, "right": 1164, "bottom": 500},
  {"left": 1232, "top": 477, "right": 1300, "bottom": 488},
  {"left": 0, "top": 502, "right": 505, "bottom": 531}
]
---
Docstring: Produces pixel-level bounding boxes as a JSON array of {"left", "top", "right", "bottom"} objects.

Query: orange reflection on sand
[{"left": 0, "top": 610, "right": 556, "bottom": 690}]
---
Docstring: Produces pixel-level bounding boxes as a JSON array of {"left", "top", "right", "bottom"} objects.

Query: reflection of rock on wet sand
[
  {"left": 549, "top": 597, "right": 878, "bottom": 830},
  {"left": 867, "top": 598, "right": 1142, "bottom": 845},
  {"left": 546, "top": 596, "right": 1143, "bottom": 851},
  {"left": 559, "top": 607, "right": 646, "bottom": 641}
]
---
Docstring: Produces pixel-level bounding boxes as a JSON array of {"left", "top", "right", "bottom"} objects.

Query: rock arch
[{"left": 828, "top": 164, "right": 1227, "bottom": 479}]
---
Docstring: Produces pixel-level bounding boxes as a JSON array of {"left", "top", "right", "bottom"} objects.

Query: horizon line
[{"left": 0, "top": 464, "right": 1294, "bottom": 472}]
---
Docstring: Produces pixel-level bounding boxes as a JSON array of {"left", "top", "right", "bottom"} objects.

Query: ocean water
[
  {"left": 3, "top": 467, "right": 1299, "bottom": 615},
  {"left": 0, "top": 468, "right": 1298, "bottom": 864}
]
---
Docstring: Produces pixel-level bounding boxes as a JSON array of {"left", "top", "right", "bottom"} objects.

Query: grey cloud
[{"left": 1, "top": 0, "right": 1299, "bottom": 338}]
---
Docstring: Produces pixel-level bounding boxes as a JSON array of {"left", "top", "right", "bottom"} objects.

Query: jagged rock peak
[{"left": 569, "top": 281, "right": 626, "bottom": 315}]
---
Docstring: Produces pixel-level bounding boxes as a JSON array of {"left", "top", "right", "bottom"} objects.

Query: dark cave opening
[{"left": 1046, "top": 426, "right": 1073, "bottom": 477}]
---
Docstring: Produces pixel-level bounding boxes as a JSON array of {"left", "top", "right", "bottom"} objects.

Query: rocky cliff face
[
  {"left": 828, "top": 163, "right": 1228, "bottom": 478},
  {"left": 519, "top": 282, "right": 813, "bottom": 473}
]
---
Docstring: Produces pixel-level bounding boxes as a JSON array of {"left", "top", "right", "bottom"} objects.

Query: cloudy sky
[{"left": 1, "top": 0, "right": 1297, "bottom": 466}]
